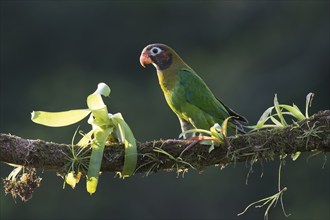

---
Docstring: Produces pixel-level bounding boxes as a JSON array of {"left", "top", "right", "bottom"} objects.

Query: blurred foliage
[{"left": 0, "top": 1, "right": 329, "bottom": 220}]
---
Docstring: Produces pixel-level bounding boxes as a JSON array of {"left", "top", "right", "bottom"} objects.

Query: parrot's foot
[
  {"left": 187, "top": 136, "right": 217, "bottom": 141},
  {"left": 179, "top": 136, "right": 217, "bottom": 157}
]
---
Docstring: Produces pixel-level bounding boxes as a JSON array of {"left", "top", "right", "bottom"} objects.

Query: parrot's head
[{"left": 140, "top": 43, "right": 175, "bottom": 70}]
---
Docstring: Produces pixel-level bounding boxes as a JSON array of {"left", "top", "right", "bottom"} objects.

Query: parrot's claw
[
  {"left": 179, "top": 136, "right": 217, "bottom": 157},
  {"left": 186, "top": 136, "right": 217, "bottom": 142}
]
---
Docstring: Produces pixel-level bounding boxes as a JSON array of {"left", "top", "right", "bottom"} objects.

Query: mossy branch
[{"left": 1, "top": 110, "right": 329, "bottom": 174}]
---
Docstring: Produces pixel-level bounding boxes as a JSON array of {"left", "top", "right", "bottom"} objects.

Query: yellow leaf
[
  {"left": 31, "top": 109, "right": 91, "bottom": 127},
  {"left": 86, "top": 177, "right": 98, "bottom": 195},
  {"left": 65, "top": 172, "right": 77, "bottom": 189}
]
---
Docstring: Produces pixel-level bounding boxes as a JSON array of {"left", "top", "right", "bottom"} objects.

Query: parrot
[{"left": 139, "top": 43, "right": 248, "bottom": 138}]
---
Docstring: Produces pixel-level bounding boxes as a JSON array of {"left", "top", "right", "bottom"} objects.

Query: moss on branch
[{"left": 1, "top": 111, "right": 329, "bottom": 174}]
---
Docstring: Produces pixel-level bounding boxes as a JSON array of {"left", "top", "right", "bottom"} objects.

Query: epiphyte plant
[{"left": 31, "top": 82, "right": 137, "bottom": 194}]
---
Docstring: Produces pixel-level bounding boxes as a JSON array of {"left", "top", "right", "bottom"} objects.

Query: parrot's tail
[{"left": 218, "top": 98, "right": 248, "bottom": 134}]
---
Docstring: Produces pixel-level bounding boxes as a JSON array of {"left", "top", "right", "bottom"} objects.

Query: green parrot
[{"left": 139, "top": 43, "right": 247, "bottom": 137}]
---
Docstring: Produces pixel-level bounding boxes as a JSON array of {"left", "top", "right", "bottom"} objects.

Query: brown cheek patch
[
  {"left": 155, "top": 51, "right": 172, "bottom": 70},
  {"left": 162, "top": 52, "right": 170, "bottom": 62}
]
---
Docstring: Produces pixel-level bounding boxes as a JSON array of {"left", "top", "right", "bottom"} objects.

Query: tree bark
[{"left": 1, "top": 110, "right": 329, "bottom": 174}]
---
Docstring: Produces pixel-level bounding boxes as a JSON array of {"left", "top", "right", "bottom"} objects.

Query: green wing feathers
[
  {"left": 179, "top": 69, "right": 229, "bottom": 117},
  {"left": 176, "top": 69, "right": 247, "bottom": 132}
]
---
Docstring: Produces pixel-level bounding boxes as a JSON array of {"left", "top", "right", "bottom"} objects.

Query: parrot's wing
[{"left": 178, "top": 69, "right": 230, "bottom": 120}]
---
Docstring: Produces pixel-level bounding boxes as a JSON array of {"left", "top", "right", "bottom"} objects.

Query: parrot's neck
[
  {"left": 156, "top": 69, "right": 178, "bottom": 94},
  {"left": 156, "top": 55, "right": 190, "bottom": 94}
]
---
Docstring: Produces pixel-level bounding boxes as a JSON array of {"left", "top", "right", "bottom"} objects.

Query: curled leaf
[
  {"left": 93, "top": 82, "right": 111, "bottom": 96},
  {"left": 248, "top": 107, "right": 274, "bottom": 130},
  {"left": 221, "top": 116, "right": 234, "bottom": 137},
  {"left": 87, "top": 94, "right": 112, "bottom": 127},
  {"left": 305, "top": 93, "right": 314, "bottom": 118}
]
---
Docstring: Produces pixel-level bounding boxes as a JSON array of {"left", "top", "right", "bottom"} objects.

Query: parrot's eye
[{"left": 150, "top": 47, "right": 162, "bottom": 56}]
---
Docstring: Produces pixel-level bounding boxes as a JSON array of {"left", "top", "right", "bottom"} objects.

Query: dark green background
[{"left": 1, "top": 1, "right": 329, "bottom": 220}]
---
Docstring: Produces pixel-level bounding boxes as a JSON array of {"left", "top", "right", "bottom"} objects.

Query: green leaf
[
  {"left": 210, "top": 123, "right": 222, "bottom": 141},
  {"left": 153, "top": 147, "right": 176, "bottom": 160},
  {"left": 221, "top": 116, "right": 234, "bottom": 137},
  {"left": 270, "top": 116, "right": 283, "bottom": 127},
  {"left": 86, "top": 83, "right": 113, "bottom": 127},
  {"left": 77, "top": 129, "right": 95, "bottom": 147},
  {"left": 87, "top": 94, "right": 112, "bottom": 127},
  {"left": 87, "top": 94, "right": 106, "bottom": 110},
  {"left": 247, "top": 107, "right": 274, "bottom": 129},
  {"left": 86, "top": 127, "right": 112, "bottom": 195},
  {"left": 278, "top": 104, "right": 305, "bottom": 121},
  {"left": 31, "top": 109, "right": 91, "bottom": 127},
  {"left": 179, "top": 128, "right": 212, "bottom": 139},
  {"left": 274, "top": 94, "right": 287, "bottom": 126},
  {"left": 111, "top": 113, "right": 137, "bottom": 178}
]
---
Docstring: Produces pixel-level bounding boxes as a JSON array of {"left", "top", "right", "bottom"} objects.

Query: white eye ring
[{"left": 150, "top": 47, "right": 162, "bottom": 56}]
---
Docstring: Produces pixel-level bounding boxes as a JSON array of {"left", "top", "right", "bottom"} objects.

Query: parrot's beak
[{"left": 139, "top": 50, "right": 152, "bottom": 68}]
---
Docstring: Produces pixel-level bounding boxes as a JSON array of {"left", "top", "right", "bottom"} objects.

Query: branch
[{"left": 1, "top": 110, "right": 329, "bottom": 174}]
